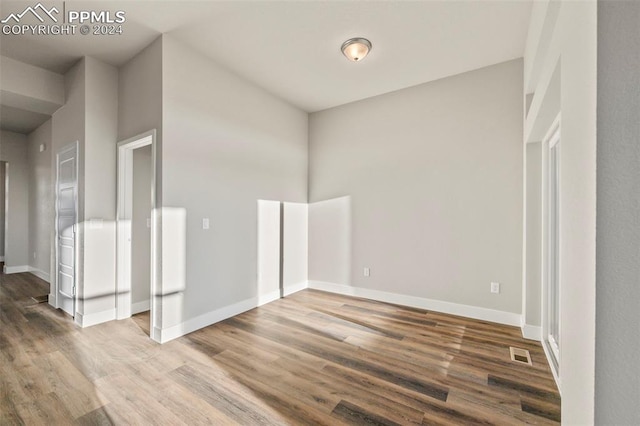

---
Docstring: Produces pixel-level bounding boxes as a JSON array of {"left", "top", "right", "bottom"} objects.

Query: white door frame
[
  {"left": 54, "top": 141, "right": 79, "bottom": 315},
  {"left": 116, "top": 130, "right": 157, "bottom": 331},
  {"left": 2, "top": 162, "right": 8, "bottom": 265},
  {"left": 541, "top": 113, "right": 561, "bottom": 388}
]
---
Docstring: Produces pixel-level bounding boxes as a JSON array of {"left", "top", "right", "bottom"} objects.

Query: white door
[{"left": 57, "top": 144, "right": 78, "bottom": 317}]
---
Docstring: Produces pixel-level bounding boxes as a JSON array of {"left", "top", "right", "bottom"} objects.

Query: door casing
[
  {"left": 116, "top": 130, "right": 158, "bottom": 340},
  {"left": 55, "top": 142, "right": 79, "bottom": 317}
]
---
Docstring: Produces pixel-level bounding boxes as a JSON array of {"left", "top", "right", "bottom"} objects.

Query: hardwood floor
[{"left": 0, "top": 269, "right": 560, "bottom": 425}]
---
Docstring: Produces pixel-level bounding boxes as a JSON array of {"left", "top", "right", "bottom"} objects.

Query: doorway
[
  {"left": 55, "top": 142, "right": 79, "bottom": 317},
  {"left": 116, "top": 131, "right": 157, "bottom": 338},
  {"left": 131, "top": 145, "right": 152, "bottom": 315}
]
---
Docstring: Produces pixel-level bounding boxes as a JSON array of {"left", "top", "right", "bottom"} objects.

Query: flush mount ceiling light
[{"left": 341, "top": 37, "right": 372, "bottom": 62}]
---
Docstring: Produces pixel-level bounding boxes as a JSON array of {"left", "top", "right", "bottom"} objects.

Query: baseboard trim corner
[
  {"left": 28, "top": 267, "right": 50, "bottom": 283},
  {"left": 131, "top": 300, "right": 151, "bottom": 315},
  {"left": 157, "top": 297, "right": 258, "bottom": 344},
  {"left": 4, "top": 265, "right": 29, "bottom": 274},
  {"left": 257, "top": 290, "right": 281, "bottom": 307},
  {"left": 521, "top": 324, "right": 542, "bottom": 341},
  {"left": 283, "top": 281, "right": 308, "bottom": 297},
  {"left": 48, "top": 293, "right": 56, "bottom": 308},
  {"left": 154, "top": 283, "right": 310, "bottom": 344},
  {"left": 307, "top": 280, "right": 522, "bottom": 327},
  {"left": 75, "top": 308, "right": 116, "bottom": 328}
]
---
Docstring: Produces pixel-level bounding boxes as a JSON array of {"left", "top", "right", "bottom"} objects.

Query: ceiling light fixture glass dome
[{"left": 341, "top": 38, "right": 372, "bottom": 62}]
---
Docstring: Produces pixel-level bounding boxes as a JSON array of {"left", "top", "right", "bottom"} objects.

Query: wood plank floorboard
[{"left": 0, "top": 269, "right": 560, "bottom": 425}]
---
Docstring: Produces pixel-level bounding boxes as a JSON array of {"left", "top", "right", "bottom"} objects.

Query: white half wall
[
  {"left": 258, "top": 200, "right": 281, "bottom": 304},
  {"left": 308, "top": 196, "right": 351, "bottom": 285},
  {"left": 283, "top": 202, "right": 308, "bottom": 295}
]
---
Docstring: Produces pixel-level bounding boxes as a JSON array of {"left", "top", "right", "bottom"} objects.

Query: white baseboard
[
  {"left": 151, "top": 326, "right": 162, "bottom": 343},
  {"left": 157, "top": 297, "right": 258, "bottom": 344},
  {"left": 257, "top": 282, "right": 309, "bottom": 306},
  {"left": 257, "top": 290, "right": 281, "bottom": 307},
  {"left": 156, "top": 284, "right": 308, "bottom": 344},
  {"left": 3, "top": 265, "right": 29, "bottom": 274},
  {"left": 542, "top": 338, "right": 561, "bottom": 392},
  {"left": 521, "top": 324, "right": 542, "bottom": 341},
  {"left": 307, "top": 281, "right": 522, "bottom": 327},
  {"left": 28, "top": 267, "right": 50, "bottom": 283},
  {"left": 75, "top": 308, "right": 116, "bottom": 328},
  {"left": 131, "top": 300, "right": 150, "bottom": 315},
  {"left": 284, "top": 281, "right": 309, "bottom": 297}
]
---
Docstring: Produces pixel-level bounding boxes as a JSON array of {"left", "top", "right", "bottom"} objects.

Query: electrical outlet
[
  {"left": 202, "top": 218, "right": 210, "bottom": 230},
  {"left": 33, "top": 252, "right": 37, "bottom": 260},
  {"left": 491, "top": 282, "right": 500, "bottom": 294},
  {"left": 363, "top": 267, "right": 370, "bottom": 277}
]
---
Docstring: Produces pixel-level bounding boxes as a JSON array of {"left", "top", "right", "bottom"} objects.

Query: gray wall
[
  {"left": 0, "top": 161, "right": 5, "bottom": 259},
  {"left": 309, "top": 59, "right": 523, "bottom": 314},
  {"left": 118, "top": 36, "right": 163, "bottom": 212},
  {"left": 27, "top": 119, "right": 53, "bottom": 278},
  {"left": 118, "top": 37, "right": 163, "bottom": 330},
  {"left": 0, "top": 131, "right": 29, "bottom": 269},
  {"left": 524, "top": 142, "right": 542, "bottom": 327},
  {"left": 80, "top": 57, "right": 119, "bottom": 318},
  {"left": 595, "top": 1, "right": 640, "bottom": 423},
  {"left": 161, "top": 35, "right": 308, "bottom": 327},
  {"left": 132, "top": 145, "right": 152, "bottom": 308},
  {"left": 523, "top": 2, "right": 598, "bottom": 420},
  {"left": 51, "top": 59, "right": 85, "bottom": 303}
]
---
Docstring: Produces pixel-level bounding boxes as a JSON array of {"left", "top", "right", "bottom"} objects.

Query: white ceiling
[{"left": 0, "top": 0, "right": 532, "bottom": 118}]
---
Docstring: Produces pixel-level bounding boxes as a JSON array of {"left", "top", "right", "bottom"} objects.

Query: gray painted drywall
[
  {"left": 0, "top": 55, "right": 64, "bottom": 116},
  {"left": 524, "top": 142, "right": 542, "bottom": 327},
  {"left": 524, "top": 2, "right": 598, "bottom": 421},
  {"left": 51, "top": 59, "right": 85, "bottom": 304},
  {"left": 132, "top": 145, "right": 152, "bottom": 307},
  {"left": 595, "top": 1, "right": 640, "bottom": 424},
  {"left": 0, "top": 131, "right": 30, "bottom": 270},
  {"left": 309, "top": 59, "right": 523, "bottom": 314},
  {"left": 282, "top": 202, "right": 309, "bottom": 291},
  {"left": 27, "top": 119, "right": 53, "bottom": 278},
  {"left": 118, "top": 37, "right": 163, "bottom": 152},
  {"left": 81, "top": 57, "right": 118, "bottom": 318},
  {"left": 161, "top": 35, "right": 308, "bottom": 326},
  {"left": 308, "top": 196, "right": 351, "bottom": 285},
  {"left": 118, "top": 37, "right": 162, "bottom": 330},
  {"left": 0, "top": 161, "right": 5, "bottom": 259},
  {"left": 556, "top": 3, "right": 598, "bottom": 420}
]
